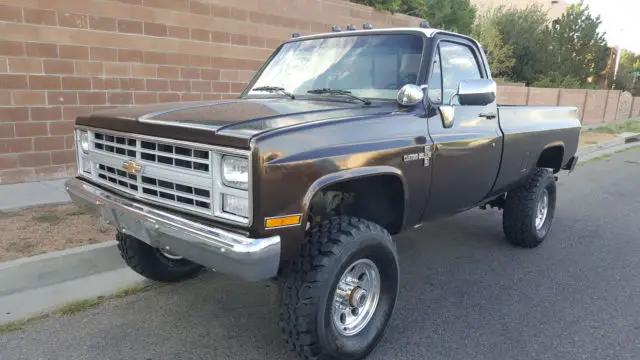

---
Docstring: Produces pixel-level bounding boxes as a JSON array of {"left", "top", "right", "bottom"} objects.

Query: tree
[
  {"left": 403, "top": 0, "right": 477, "bottom": 35},
  {"left": 472, "top": 11, "right": 515, "bottom": 78},
  {"left": 476, "top": 4, "right": 551, "bottom": 84},
  {"left": 546, "top": 1, "right": 609, "bottom": 85},
  {"left": 349, "top": 0, "right": 402, "bottom": 12},
  {"left": 350, "top": 0, "right": 477, "bottom": 35},
  {"left": 614, "top": 50, "right": 640, "bottom": 95}
]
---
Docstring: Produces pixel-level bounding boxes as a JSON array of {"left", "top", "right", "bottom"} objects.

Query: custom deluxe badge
[{"left": 403, "top": 146, "right": 432, "bottom": 167}]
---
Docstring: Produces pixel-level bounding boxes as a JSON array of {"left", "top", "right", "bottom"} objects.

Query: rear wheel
[
  {"left": 279, "top": 216, "right": 399, "bottom": 360},
  {"left": 116, "top": 232, "right": 203, "bottom": 282},
  {"left": 503, "top": 168, "right": 557, "bottom": 248}
]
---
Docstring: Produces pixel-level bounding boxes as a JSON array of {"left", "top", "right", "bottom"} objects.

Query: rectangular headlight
[
  {"left": 75, "top": 129, "right": 91, "bottom": 175},
  {"left": 221, "top": 155, "right": 249, "bottom": 190},
  {"left": 222, "top": 194, "right": 249, "bottom": 218},
  {"left": 79, "top": 130, "right": 89, "bottom": 153}
]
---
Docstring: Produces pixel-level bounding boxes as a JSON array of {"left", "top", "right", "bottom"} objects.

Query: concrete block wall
[
  {"left": 497, "top": 86, "right": 637, "bottom": 127},
  {"left": 0, "top": 0, "right": 638, "bottom": 184},
  {"left": 633, "top": 97, "right": 640, "bottom": 118},
  {"left": 527, "top": 87, "right": 558, "bottom": 106},
  {"left": 582, "top": 90, "right": 608, "bottom": 125},
  {"left": 0, "top": 0, "right": 421, "bottom": 184},
  {"left": 496, "top": 86, "right": 528, "bottom": 105}
]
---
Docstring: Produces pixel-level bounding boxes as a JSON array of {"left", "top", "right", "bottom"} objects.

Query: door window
[
  {"left": 427, "top": 48, "right": 442, "bottom": 103},
  {"left": 438, "top": 42, "right": 482, "bottom": 104}
]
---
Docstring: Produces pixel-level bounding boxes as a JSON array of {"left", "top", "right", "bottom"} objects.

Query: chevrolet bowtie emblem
[{"left": 122, "top": 160, "right": 143, "bottom": 174}]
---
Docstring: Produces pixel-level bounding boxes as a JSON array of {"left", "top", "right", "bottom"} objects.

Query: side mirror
[
  {"left": 439, "top": 79, "right": 497, "bottom": 128},
  {"left": 396, "top": 84, "right": 425, "bottom": 106},
  {"left": 456, "top": 79, "right": 496, "bottom": 106}
]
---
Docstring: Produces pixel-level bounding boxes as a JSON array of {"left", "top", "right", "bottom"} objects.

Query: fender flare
[{"left": 300, "top": 165, "right": 409, "bottom": 230}]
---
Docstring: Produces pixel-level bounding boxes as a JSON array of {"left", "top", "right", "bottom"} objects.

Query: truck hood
[{"left": 77, "top": 98, "right": 396, "bottom": 149}]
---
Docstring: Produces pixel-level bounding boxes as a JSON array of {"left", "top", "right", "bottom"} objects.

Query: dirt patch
[
  {"left": 0, "top": 204, "right": 115, "bottom": 262},
  {"left": 579, "top": 132, "right": 618, "bottom": 148}
]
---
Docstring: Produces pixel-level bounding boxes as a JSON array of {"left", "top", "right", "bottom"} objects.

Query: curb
[
  {"left": 0, "top": 241, "right": 148, "bottom": 325},
  {"left": 0, "top": 268, "right": 149, "bottom": 325},
  {"left": 0, "top": 241, "right": 123, "bottom": 298},
  {"left": 577, "top": 133, "right": 640, "bottom": 159}
]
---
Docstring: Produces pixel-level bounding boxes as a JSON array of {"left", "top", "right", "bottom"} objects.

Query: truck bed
[{"left": 490, "top": 105, "right": 581, "bottom": 195}]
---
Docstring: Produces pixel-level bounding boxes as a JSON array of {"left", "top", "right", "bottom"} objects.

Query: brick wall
[
  {"left": 0, "top": 0, "right": 638, "bottom": 185},
  {"left": 0, "top": 0, "right": 419, "bottom": 184}
]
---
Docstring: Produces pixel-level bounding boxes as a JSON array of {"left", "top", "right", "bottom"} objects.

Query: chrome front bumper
[{"left": 65, "top": 178, "right": 280, "bottom": 281}]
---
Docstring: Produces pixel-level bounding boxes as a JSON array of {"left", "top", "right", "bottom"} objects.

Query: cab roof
[{"left": 285, "top": 27, "right": 479, "bottom": 48}]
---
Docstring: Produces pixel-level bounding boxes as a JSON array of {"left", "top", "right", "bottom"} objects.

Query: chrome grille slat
[
  {"left": 139, "top": 139, "right": 210, "bottom": 173},
  {"left": 137, "top": 149, "right": 210, "bottom": 165},
  {"left": 90, "top": 131, "right": 214, "bottom": 215},
  {"left": 95, "top": 164, "right": 139, "bottom": 192},
  {"left": 93, "top": 139, "right": 137, "bottom": 151},
  {"left": 140, "top": 177, "right": 211, "bottom": 202}
]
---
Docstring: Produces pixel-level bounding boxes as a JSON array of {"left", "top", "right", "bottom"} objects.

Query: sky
[{"left": 568, "top": 0, "right": 640, "bottom": 53}]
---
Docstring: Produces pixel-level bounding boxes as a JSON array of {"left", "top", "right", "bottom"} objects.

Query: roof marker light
[
  {"left": 419, "top": 20, "right": 430, "bottom": 28},
  {"left": 346, "top": 24, "right": 356, "bottom": 31},
  {"left": 292, "top": 32, "right": 300, "bottom": 38},
  {"left": 363, "top": 23, "right": 373, "bottom": 29},
  {"left": 332, "top": 25, "right": 342, "bottom": 32}
]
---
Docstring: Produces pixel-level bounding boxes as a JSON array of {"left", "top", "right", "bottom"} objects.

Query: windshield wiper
[
  {"left": 307, "top": 88, "right": 371, "bottom": 105},
  {"left": 252, "top": 86, "right": 295, "bottom": 100}
]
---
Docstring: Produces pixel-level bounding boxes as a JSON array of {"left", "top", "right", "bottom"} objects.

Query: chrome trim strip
[
  {"left": 76, "top": 126, "right": 254, "bottom": 227},
  {"left": 65, "top": 178, "right": 279, "bottom": 282},
  {"left": 76, "top": 126, "right": 248, "bottom": 154}
]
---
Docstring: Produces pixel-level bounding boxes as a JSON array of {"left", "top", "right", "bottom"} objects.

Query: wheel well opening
[
  {"left": 308, "top": 175, "right": 405, "bottom": 234},
  {"left": 537, "top": 146, "right": 564, "bottom": 172}
]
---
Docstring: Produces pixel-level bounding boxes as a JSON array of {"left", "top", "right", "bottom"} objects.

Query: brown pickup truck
[{"left": 66, "top": 25, "right": 580, "bottom": 360}]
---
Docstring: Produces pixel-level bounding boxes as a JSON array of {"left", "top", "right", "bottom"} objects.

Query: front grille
[
  {"left": 140, "top": 140, "right": 210, "bottom": 173},
  {"left": 96, "top": 164, "right": 139, "bottom": 192},
  {"left": 140, "top": 175, "right": 211, "bottom": 211},
  {"left": 90, "top": 131, "right": 214, "bottom": 215},
  {"left": 94, "top": 133, "right": 136, "bottom": 158}
]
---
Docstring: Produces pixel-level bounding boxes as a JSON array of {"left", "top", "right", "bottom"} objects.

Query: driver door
[{"left": 422, "top": 39, "right": 502, "bottom": 218}]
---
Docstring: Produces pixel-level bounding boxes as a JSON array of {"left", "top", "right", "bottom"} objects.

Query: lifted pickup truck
[{"left": 66, "top": 25, "right": 580, "bottom": 360}]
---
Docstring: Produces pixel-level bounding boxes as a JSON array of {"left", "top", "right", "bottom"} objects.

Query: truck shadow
[
  {"left": 8, "top": 207, "right": 578, "bottom": 360},
  {"left": 117, "top": 208, "right": 519, "bottom": 359}
]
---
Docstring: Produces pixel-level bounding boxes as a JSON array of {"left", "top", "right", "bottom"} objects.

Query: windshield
[{"left": 246, "top": 33, "right": 425, "bottom": 100}]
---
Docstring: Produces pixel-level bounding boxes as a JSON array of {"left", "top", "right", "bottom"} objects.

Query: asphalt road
[{"left": 2, "top": 147, "right": 640, "bottom": 360}]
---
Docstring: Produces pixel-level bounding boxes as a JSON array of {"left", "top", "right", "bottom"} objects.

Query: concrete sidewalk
[
  {"left": 0, "top": 241, "right": 149, "bottom": 324},
  {"left": 0, "top": 179, "right": 70, "bottom": 212}
]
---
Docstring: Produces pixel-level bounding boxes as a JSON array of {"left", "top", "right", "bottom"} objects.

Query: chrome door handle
[{"left": 479, "top": 112, "right": 497, "bottom": 119}]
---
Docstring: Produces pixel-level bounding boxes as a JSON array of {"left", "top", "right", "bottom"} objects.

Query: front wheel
[
  {"left": 116, "top": 232, "right": 203, "bottom": 282},
  {"left": 503, "top": 168, "right": 557, "bottom": 248},
  {"left": 279, "top": 216, "right": 399, "bottom": 360}
]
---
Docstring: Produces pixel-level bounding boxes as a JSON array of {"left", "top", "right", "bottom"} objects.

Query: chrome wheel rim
[
  {"left": 535, "top": 189, "right": 549, "bottom": 230},
  {"left": 332, "top": 259, "right": 380, "bottom": 336}
]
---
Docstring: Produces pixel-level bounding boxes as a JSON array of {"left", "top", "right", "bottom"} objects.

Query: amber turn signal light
[{"left": 265, "top": 215, "right": 301, "bottom": 228}]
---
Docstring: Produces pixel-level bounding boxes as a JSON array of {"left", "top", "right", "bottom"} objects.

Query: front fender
[{"left": 301, "top": 166, "right": 409, "bottom": 229}]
